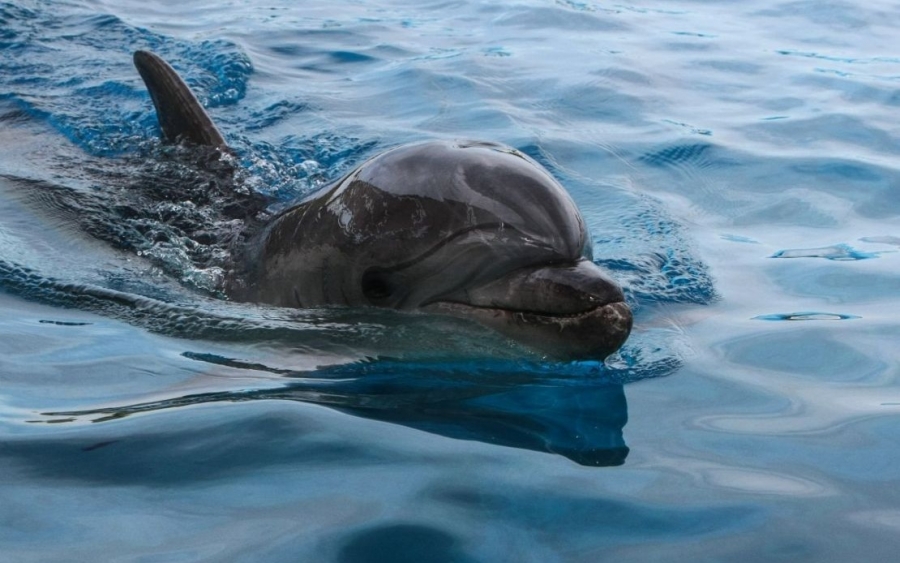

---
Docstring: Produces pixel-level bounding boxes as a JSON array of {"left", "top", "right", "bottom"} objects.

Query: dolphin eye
[{"left": 361, "top": 269, "right": 393, "bottom": 302}]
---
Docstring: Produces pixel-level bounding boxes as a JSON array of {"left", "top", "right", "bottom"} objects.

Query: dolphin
[{"left": 133, "top": 50, "right": 632, "bottom": 359}]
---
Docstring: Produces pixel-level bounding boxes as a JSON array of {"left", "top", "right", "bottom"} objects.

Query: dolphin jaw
[
  {"left": 421, "top": 299, "right": 633, "bottom": 360},
  {"left": 416, "top": 259, "right": 632, "bottom": 359}
]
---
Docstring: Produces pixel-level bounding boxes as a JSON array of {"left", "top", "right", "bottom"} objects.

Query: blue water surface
[{"left": 1, "top": 0, "right": 900, "bottom": 561}]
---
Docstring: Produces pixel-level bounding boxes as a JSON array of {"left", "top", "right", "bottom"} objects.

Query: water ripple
[{"left": 771, "top": 243, "right": 882, "bottom": 260}]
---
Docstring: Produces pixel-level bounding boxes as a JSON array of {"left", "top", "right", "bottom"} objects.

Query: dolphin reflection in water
[{"left": 40, "top": 357, "right": 630, "bottom": 467}]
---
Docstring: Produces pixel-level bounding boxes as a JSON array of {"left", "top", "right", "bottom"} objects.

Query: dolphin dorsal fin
[{"left": 133, "top": 50, "right": 228, "bottom": 150}]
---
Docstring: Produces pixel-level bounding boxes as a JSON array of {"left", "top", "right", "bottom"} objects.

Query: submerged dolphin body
[{"left": 133, "top": 50, "right": 632, "bottom": 359}]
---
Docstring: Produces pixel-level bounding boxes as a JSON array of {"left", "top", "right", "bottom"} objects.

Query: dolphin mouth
[
  {"left": 423, "top": 300, "right": 632, "bottom": 360},
  {"left": 428, "top": 299, "right": 625, "bottom": 321},
  {"left": 421, "top": 260, "right": 633, "bottom": 359}
]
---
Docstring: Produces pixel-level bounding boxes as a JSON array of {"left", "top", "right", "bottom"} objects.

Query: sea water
[{"left": 1, "top": 0, "right": 899, "bottom": 561}]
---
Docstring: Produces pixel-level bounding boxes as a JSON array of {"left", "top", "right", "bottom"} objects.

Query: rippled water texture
[{"left": 1, "top": 0, "right": 899, "bottom": 561}]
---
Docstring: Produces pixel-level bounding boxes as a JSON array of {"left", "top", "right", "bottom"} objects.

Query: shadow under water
[{"left": 37, "top": 355, "right": 639, "bottom": 466}]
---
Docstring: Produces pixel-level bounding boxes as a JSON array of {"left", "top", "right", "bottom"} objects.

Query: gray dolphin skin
[{"left": 133, "top": 50, "right": 632, "bottom": 359}]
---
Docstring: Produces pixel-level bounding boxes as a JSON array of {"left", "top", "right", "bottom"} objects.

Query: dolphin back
[{"left": 133, "top": 50, "right": 228, "bottom": 149}]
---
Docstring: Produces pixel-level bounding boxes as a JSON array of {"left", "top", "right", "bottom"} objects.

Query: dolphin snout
[
  {"left": 461, "top": 259, "right": 626, "bottom": 315},
  {"left": 428, "top": 259, "right": 632, "bottom": 359}
]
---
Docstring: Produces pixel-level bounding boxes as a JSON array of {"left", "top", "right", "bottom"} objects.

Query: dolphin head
[{"left": 242, "top": 140, "right": 632, "bottom": 359}]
